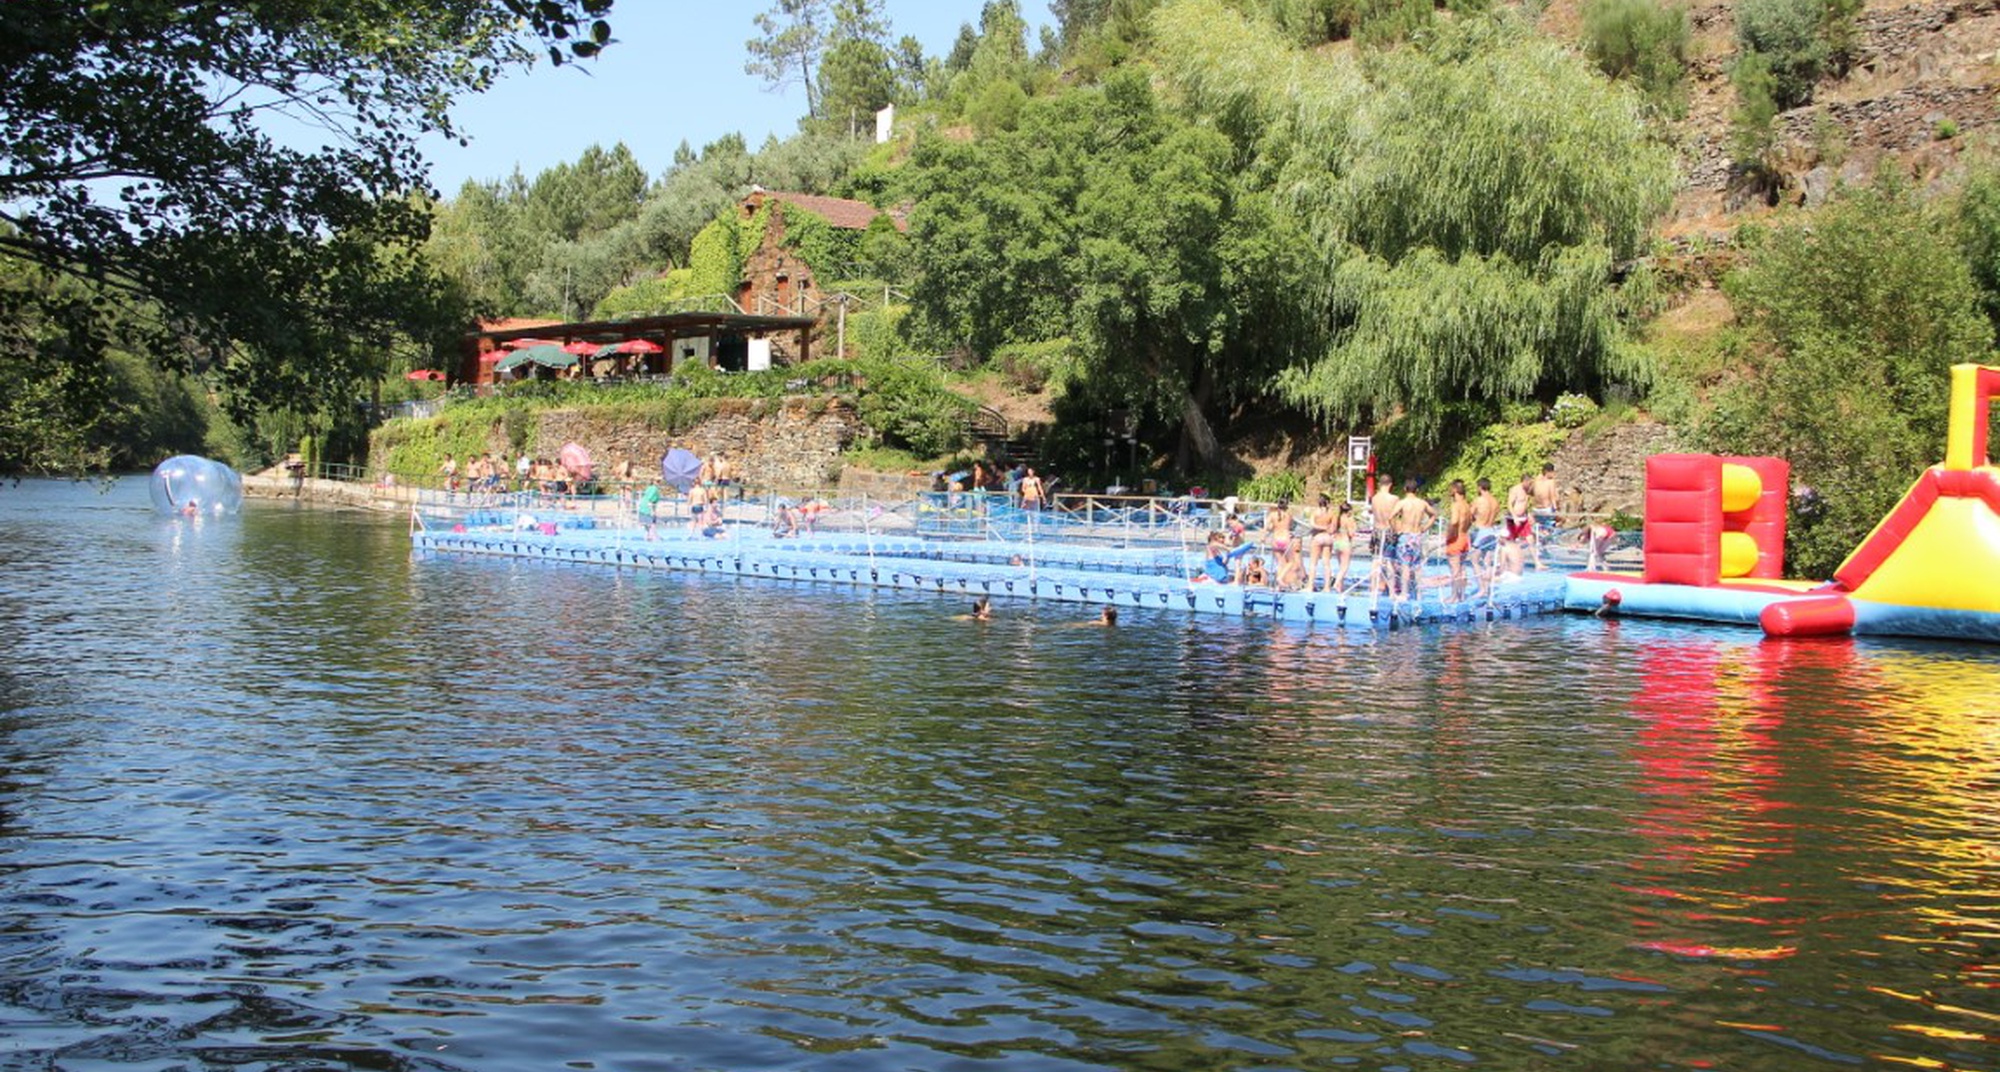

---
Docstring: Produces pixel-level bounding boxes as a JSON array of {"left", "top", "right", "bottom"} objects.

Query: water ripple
[{"left": 0, "top": 481, "right": 1995, "bottom": 1070}]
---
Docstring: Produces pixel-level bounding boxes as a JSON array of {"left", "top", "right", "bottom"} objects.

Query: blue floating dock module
[
  {"left": 1562, "top": 571, "right": 1828, "bottom": 626},
  {"left": 413, "top": 519, "right": 1567, "bottom": 631}
]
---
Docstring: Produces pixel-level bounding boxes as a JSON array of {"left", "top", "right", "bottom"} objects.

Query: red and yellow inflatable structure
[{"left": 1566, "top": 364, "right": 2000, "bottom": 643}]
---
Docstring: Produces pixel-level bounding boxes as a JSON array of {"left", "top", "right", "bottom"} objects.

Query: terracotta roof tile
[{"left": 749, "top": 189, "right": 908, "bottom": 232}]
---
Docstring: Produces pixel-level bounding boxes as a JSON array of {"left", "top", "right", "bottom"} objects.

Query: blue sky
[{"left": 422, "top": 1, "right": 1052, "bottom": 192}]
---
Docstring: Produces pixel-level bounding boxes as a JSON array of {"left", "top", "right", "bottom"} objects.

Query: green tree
[
  {"left": 635, "top": 135, "right": 755, "bottom": 271},
  {"left": 747, "top": 129, "right": 872, "bottom": 193},
  {"left": 1704, "top": 176, "right": 1994, "bottom": 577},
  {"left": 523, "top": 143, "right": 649, "bottom": 242},
  {"left": 427, "top": 177, "right": 534, "bottom": 317},
  {"left": 1729, "top": 49, "right": 1783, "bottom": 174},
  {"left": 817, "top": 0, "right": 899, "bottom": 133},
  {"left": 1244, "top": 0, "right": 1452, "bottom": 48},
  {"left": 594, "top": 270, "right": 698, "bottom": 318},
  {"left": 0, "top": 0, "right": 616, "bottom": 458},
  {"left": 1954, "top": 157, "right": 2000, "bottom": 338},
  {"left": 856, "top": 215, "right": 913, "bottom": 282},
  {"left": 0, "top": 269, "right": 118, "bottom": 473},
  {"left": 746, "top": 0, "right": 830, "bottom": 119},
  {"left": 1734, "top": 0, "right": 1833, "bottom": 110},
  {"left": 891, "top": 35, "right": 942, "bottom": 102},
  {"left": 941, "top": 0, "right": 1047, "bottom": 118},
  {"left": 903, "top": 67, "right": 1304, "bottom": 468},
  {"left": 429, "top": 143, "right": 650, "bottom": 322}
]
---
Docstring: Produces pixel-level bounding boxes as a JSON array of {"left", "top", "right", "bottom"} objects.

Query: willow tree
[{"left": 1154, "top": 2, "right": 1677, "bottom": 443}]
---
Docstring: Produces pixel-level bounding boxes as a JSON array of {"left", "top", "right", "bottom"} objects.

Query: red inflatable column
[{"left": 1643, "top": 454, "right": 1723, "bottom": 586}]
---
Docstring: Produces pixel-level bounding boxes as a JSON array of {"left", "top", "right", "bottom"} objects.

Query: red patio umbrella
[
  {"left": 616, "top": 339, "right": 664, "bottom": 354},
  {"left": 563, "top": 340, "right": 599, "bottom": 355}
]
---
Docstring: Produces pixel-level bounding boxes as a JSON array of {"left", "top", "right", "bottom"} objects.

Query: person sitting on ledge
[{"left": 1193, "top": 532, "right": 1249, "bottom": 584}]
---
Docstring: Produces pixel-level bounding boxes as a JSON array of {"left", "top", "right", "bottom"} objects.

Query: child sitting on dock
[
  {"left": 1241, "top": 557, "right": 1270, "bottom": 587},
  {"left": 1193, "top": 532, "right": 1252, "bottom": 583}
]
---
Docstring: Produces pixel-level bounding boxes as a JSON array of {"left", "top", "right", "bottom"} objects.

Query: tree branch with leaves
[{"left": 0, "top": 0, "right": 616, "bottom": 467}]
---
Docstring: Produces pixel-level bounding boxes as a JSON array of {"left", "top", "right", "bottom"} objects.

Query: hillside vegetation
[{"left": 6, "top": 0, "right": 1999, "bottom": 576}]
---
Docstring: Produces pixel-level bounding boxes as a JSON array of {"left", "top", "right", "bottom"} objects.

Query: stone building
[{"left": 736, "top": 187, "right": 908, "bottom": 361}]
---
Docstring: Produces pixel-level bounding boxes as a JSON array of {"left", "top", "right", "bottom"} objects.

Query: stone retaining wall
[
  {"left": 1549, "top": 421, "right": 1684, "bottom": 517},
  {"left": 518, "top": 397, "right": 859, "bottom": 492}
]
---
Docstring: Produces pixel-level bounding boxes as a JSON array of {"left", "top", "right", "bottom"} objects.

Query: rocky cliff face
[
  {"left": 1551, "top": 421, "right": 1685, "bottom": 516},
  {"left": 1666, "top": 0, "right": 1998, "bottom": 226}
]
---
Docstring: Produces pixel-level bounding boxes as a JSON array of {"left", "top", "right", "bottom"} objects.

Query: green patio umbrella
[{"left": 520, "top": 344, "right": 578, "bottom": 368}]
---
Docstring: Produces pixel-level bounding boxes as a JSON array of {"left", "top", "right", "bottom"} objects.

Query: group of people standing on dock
[
  {"left": 436, "top": 452, "right": 582, "bottom": 497},
  {"left": 1193, "top": 463, "right": 1577, "bottom": 602}
]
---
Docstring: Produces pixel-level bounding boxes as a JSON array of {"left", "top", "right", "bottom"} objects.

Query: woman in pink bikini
[{"left": 1264, "top": 499, "right": 1303, "bottom": 590}]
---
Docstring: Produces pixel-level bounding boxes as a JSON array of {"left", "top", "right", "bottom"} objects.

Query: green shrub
[
  {"left": 1429, "top": 418, "right": 1568, "bottom": 495},
  {"left": 846, "top": 356, "right": 975, "bottom": 458},
  {"left": 967, "top": 79, "right": 1028, "bottom": 135},
  {"left": 1581, "top": 0, "right": 1691, "bottom": 117},
  {"left": 1705, "top": 174, "right": 1994, "bottom": 577},
  {"left": 845, "top": 304, "right": 915, "bottom": 362},
  {"left": 1955, "top": 158, "right": 2000, "bottom": 336},
  {"left": 1935, "top": 117, "right": 1961, "bottom": 141},
  {"left": 1735, "top": 0, "right": 1842, "bottom": 110},
  {"left": 1353, "top": 0, "right": 1437, "bottom": 47},
  {"left": 990, "top": 338, "right": 1075, "bottom": 395},
  {"left": 371, "top": 413, "right": 505, "bottom": 485},
  {"left": 1549, "top": 392, "right": 1601, "bottom": 428}
]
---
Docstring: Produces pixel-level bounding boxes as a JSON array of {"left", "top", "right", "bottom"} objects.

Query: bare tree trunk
[{"left": 1177, "top": 390, "right": 1222, "bottom": 472}]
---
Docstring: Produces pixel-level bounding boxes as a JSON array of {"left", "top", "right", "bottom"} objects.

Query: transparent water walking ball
[{"left": 149, "top": 455, "right": 244, "bottom": 517}]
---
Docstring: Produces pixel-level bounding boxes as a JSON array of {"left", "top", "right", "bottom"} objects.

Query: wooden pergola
[{"left": 459, "top": 311, "right": 818, "bottom": 386}]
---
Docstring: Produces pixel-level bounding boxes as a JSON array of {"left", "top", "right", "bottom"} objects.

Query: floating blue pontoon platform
[{"left": 411, "top": 496, "right": 1568, "bottom": 630}]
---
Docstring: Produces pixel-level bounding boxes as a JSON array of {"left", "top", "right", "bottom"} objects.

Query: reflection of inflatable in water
[
  {"left": 148, "top": 455, "right": 244, "bottom": 517},
  {"left": 1568, "top": 363, "right": 2000, "bottom": 643}
]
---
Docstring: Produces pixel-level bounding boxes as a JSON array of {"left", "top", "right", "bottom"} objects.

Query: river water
[{"left": 0, "top": 478, "right": 1994, "bottom": 1071}]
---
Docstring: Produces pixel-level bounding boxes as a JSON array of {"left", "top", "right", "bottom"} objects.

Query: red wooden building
[{"left": 457, "top": 310, "right": 817, "bottom": 388}]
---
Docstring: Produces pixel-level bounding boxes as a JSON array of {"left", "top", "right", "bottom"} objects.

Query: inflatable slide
[{"left": 1567, "top": 364, "right": 2000, "bottom": 643}]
